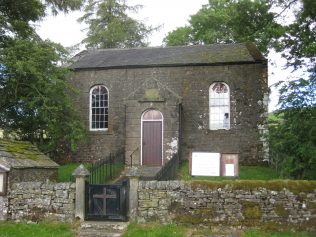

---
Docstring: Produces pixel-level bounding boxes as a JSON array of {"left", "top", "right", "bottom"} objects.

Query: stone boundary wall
[
  {"left": 137, "top": 180, "right": 316, "bottom": 230},
  {"left": 5, "top": 181, "right": 75, "bottom": 222},
  {"left": 0, "top": 196, "right": 8, "bottom": 221}
]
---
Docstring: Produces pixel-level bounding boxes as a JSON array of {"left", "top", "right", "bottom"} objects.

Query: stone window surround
[
  {"left": 89, "top": 85, "right": 109, "bottom": 131},
  {"left": 209, "top": 82, "right": 230, "bottom": 130}
]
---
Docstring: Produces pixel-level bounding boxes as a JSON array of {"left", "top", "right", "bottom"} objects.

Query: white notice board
[{"left": 191, "top": 152, "right": 220, "bottom": 176}]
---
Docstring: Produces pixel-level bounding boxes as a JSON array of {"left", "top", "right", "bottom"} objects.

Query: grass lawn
[
  {"left": 122, "top": 224, "right": 316, "bottom": 237},
  {"left": 0, "top": 222, "right": 74, "bottom": 237},
  {"left": 58, "top": 162, "right": 124, "bottom": 183},
  {"left": 177, "top": 160, "right": 280, "bottom": 181},
  {"left": 57, "top": 163, "right": 83, "bottom": 182},
  {"left": 122, "top": 223, "right": 187, "bottom": 237}
]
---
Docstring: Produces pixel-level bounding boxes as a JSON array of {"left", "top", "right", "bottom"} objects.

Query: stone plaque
[{"left": 191, "top": 152, "right": 220, "bottom": 176}]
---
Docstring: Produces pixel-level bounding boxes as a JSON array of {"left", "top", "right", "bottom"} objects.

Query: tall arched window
[
  {"left": 90, "top": 85, "right": 108, "bottom": 130},
  {"left": 209, "top": 82, "right": 230, "bottom": 130}
]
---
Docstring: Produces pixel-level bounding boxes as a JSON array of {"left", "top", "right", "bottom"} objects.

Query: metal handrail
[{"left": 129, "top": 147, "right": 139, "bottom": 167}]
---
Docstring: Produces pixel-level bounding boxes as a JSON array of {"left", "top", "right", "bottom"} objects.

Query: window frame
[
  {"left": 209, "top": 82, "right": 230, "bottom": 130},
  {"left": 89, "top": 85, "right": 109, "bottom": 131}
]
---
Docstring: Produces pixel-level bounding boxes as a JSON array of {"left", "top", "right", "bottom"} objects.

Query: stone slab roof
[
  {"left": 71, "top": 43, "right": 266, "bottom": 70},
  {"left": 0, "top": 139, "right": 59, "bottom": 170}
]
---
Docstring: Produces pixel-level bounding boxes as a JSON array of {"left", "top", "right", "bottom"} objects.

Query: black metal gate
[{"left": 85, "top": 180, "right": 128, "bottom": 221}]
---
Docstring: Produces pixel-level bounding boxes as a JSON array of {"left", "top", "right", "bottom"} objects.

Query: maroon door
[{"left": 142, "top": 121, "right": 162, "bottom": 166}]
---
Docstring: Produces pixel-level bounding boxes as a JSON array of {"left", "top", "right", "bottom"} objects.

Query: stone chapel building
[{"left": 70, "top": 43, "right": 268, "bottom": 167}]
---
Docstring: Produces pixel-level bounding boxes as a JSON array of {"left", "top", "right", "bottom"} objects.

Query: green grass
[
  {"left": 244, "top": 229, "right": 315, "bottom": 237},
  {"left": 122, "top": 223, "right": 186, "bottom": 237},
  {"left": 122, "top": 224, "right": 316, "bottom": 237},
  {"left": 0, "top": 222, "right": 74, "bottom": 237},
  {"left": 177, "top": 161, "right": 279, "bottom": 181},
  {"left": 57, "top": 163, "right": 83, "bottom": 182},
  {"left": 57, "top": 162, "right": 124, "bottom": 183}
]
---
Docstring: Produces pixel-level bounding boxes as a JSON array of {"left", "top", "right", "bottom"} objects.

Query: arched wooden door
[{"left": 141, "top": 110, "right": 163, "bottom": 166}]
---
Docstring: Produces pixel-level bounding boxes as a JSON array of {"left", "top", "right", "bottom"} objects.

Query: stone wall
[
  {"left": 0, "top": 196, "right": 8, "bottom": 221},
  {"left": 137, "top": 180, "right": 316, "bottom": 230},
  {"left": 8, "top": 168, "right": 58, "bottom": 184},
  {"left": 7, "top": 181, "right": 75, "bottom": 222}
]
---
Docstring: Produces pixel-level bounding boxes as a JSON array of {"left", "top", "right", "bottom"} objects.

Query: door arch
[{"left": 141, "top": 109, "right": 163, "bottom": 166}]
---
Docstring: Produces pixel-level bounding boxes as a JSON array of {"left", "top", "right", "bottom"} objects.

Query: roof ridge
[
  {"left": 85, "top": 43, "right": 246, "bottom": 53},
  {"left": 71, "top": 43, "right": 265, "bottom": 69}
]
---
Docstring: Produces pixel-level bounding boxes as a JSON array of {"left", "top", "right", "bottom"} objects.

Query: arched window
[
  {"left": 90, "top": 85, "right": 108, "bottom": 130},
  {"left": 209, "top": 82, "right": 230, "bottom": 130}
]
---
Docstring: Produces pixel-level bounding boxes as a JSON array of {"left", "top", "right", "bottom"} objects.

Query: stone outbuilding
[
  {"left": 0, "top": 139, "right": 59, "bottom": 220},
  {"left": 70, "top": 43, "right": 268, "bottom": 168},
  {"left": 0, "top": 139, "right": 59, "bottom": 185}
]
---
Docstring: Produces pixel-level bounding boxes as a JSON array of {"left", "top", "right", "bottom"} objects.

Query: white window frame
[
  {"left": 209, "top": 82, "right": 230, "bottom": 130},
  {"left": 89, "top": 85, "right": 109, "bottom": 131}
]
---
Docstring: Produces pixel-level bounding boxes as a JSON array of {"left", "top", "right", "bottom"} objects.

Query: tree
[
  {"left": 0, "top": 0, "right": 84, "bottom": 42},
  {"left": 0, "top": 0, "right": 86, "bottom": 161},
  {"left": 267, "top": 0, "right": 316, "bottom": 179},
  {"left": 268, "top": 72, "right": 316, "bottom": 179},
  {"left": 164, "top": 0, "right": 283, "bottom": 54},
  {"left": 79, "top": 0, "right": 154, "bottom": 49},
  {"left": 271, "top": 0, "right": 316, "bottom": 69}
]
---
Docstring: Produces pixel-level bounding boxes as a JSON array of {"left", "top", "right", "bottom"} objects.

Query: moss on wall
[
  {"left": 191, "top": 180, "right": 316, "bottom": 194},
  {"left": 0, "top": 139, "right": 41, "bottom": 160},
  {"left": 274, "top": 204, "right": 290, "bottom": 218},
  {"left": 241, "top": 201, "right": 261, "bottom": 221}
]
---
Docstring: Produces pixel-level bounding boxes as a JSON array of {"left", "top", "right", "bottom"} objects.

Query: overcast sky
[
  {"left": 36, "top": 0, "right": 297, "bottom": 112},
  {"left": 36, "top": 0, "right": 209, "bottom": 47}
]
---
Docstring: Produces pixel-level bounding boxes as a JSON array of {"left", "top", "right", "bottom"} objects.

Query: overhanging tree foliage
[
  {"left": 0, "top": 0, "right": 86, "bottom": 160},
  {"left": 164, "top": 0, "right": 284, "bottom": 54},
  {"left": 79, "top": 0, "right": 154, "bottom": 49},
  {"left": 269, "top": 72, "right": 316, "bottom": 179}
]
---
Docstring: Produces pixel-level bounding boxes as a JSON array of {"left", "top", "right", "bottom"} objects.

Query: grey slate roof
[
  {"left": 71, "top": 43, "right": 266, "bottom": 70},
  {"left": 0, "top": 139, "right": 59, "bottom": 170}
]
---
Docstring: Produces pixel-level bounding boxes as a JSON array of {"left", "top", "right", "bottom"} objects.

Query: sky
[
  {"left": 36, "top": 0, "right": 209, "bottom": 48},
  {"left": 36, "top": 0, "right": 293, "bottom": 112}
]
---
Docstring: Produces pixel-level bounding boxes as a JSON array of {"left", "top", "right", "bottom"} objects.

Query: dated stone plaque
[{"left": 191, "top": 152, "right": 220, "bottom": 176}]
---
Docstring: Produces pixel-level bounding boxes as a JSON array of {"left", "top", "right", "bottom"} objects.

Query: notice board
[
  {"left": 190, "top": 152, "right": 220, "bottom": 176},
  {"left": 220, "top": 153, "right": 239, "bottom": 177}
]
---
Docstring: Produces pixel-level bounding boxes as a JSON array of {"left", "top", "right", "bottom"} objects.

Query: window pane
[
  {"left": 90, "top": 85, "right": 109, "bottom": 129},
  {"left": 209, "top": 82, "right": 230, "bottom": 130},
  {"left": 142, "top": 110, "right": 162, "bottom": 120}
]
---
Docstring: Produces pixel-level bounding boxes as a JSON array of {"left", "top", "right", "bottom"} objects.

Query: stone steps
[{"left": 77, "top": 221, "right": 129, "bottom": 237}]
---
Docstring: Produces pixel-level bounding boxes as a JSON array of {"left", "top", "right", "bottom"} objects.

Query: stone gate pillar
[
  {"left": 72, "top": 164, "right": 90, "bottom": 220},
  {"left": 126, "top": 167, "right": 140, "bottom": 221}
]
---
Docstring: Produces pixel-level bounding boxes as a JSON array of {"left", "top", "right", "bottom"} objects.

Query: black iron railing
[
  {"left": 88, "top": 149, "right": 125, "bottom": 184},
  {"left": 155, "top": 153, "right": 179, "bottom": 181}
]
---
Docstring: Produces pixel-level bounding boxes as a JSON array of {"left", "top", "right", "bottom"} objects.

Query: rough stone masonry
[
  {"left": 6, "top": 181, "right": 75, "bottom": 222},
  {"left": 137, "top": 180, "right": 316, "bottom": 230}
]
